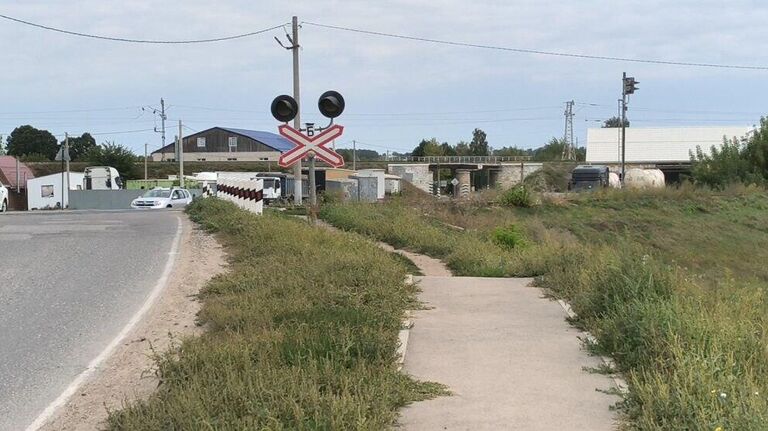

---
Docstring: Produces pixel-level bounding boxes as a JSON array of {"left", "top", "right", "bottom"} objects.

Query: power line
[
  {"left": 303, "top": 21, "right": 768, "bottom": 71},
  {"left": 0, "top": 14, "right": 288, "bottom": 44}
]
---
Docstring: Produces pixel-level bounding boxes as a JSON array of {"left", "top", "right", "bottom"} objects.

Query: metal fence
[{"left": 386, "top": 155, "right": 532, "bottom": 163}]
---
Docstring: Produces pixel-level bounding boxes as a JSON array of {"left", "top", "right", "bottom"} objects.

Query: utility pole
[
  {"left": 562, "top": 100, "right": 575, "bottom": 160},
  {"left": 178, "top": 120, "right": 184, "bottom": 188},
  {"left": 65, "top": 133, "right": 70, "bottom": 208},
  {"left": 352, "top": 139, "right": 357, "bottom": 171},
  {"left": 291, "top": 16, "right": 302, "bottom": 205},
  {"left": 144, "top": 143, "right": 148, "bottom": 180},
  {"left": 160, "top": 98, "right": 167, "bottom": 160}
]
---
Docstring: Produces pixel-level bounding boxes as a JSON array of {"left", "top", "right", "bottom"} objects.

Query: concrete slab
[{"left": 400, "top": 276, "right": 620, "bottom": 431}]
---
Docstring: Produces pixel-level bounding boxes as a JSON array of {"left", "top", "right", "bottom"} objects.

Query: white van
[
  {"left": 0, "top": 183, "right": 8, "bottom": 212},
  {"left": 84, "top": 166, "right": 123, "bottom": 190}
]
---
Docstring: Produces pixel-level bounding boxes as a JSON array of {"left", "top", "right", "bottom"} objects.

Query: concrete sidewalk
[{"left": 400, "top": 276, "right": 619, "bottom": 430}]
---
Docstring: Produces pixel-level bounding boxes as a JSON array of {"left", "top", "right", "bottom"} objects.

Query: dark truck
[{"left": 568, "top": 165, "right": 609, "bottom": 191}]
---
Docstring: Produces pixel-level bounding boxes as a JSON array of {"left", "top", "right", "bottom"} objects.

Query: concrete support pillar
[
  {"left": 489, "top": 170, "right": 500, "bottom": 188},
  {"left": 456, "top": 169, "right": 471, "bottom": 198}
]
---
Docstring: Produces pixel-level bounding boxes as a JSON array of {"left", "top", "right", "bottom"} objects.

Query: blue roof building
[{"left": 151, "top": 126, "right": 295, "bottom": 162}]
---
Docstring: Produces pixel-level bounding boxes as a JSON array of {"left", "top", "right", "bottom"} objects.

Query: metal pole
[
  {"left": 160, "top": 98, "right": 166, "bottom": 160},
  {"left": 309, "top": 153, "right": 316, "bottom": 207},
  {"left": 15, "top": 154, "right": 20, "bottom": 193},
  {"left": 621, "top": 72, "right": 627, "bottom": 184},
  {"left": 291, "top": 16, "right": 302, "bottom": 205},
  {"left": 144, "top": 143, "right": 148, "bottom": 180},
  {"left": 178, "top": 120, "right": 184, "bottom": 188},
  {"left": 352, "top": 139, "right": 357, "bottom": 171},
  {"left": 65, "top": 134, "right": 70, "bottom": 208},
  {"left": 60, "top": 133, "right": 65, "bottom": 210}
]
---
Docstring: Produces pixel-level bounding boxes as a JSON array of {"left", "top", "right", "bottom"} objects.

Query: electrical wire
[
  {"left": 0, "top": 14, "right": 288, "bottom": 44},
  {"left": 303, "top": 21, "right": 768, "bottom": 71}
]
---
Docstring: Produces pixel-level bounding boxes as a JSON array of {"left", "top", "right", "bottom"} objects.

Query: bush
[
  {"left": 490, "top": 225, "right": 527, "bottom": 250},
  {"left": 498, "top": 185, "right": 533, "bottom": 208}
]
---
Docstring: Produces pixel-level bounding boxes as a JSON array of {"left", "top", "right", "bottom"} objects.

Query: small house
[{"left": 27, "top": 172, "right": 85, "bottom": 210}]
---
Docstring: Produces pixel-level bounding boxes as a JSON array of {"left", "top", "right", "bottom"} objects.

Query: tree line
[
  {"left": 0, "top": 125, "right": 140, "bottom": 178},
  {"left": 411, "top": 128, "right": 586, "bottom": 161}
]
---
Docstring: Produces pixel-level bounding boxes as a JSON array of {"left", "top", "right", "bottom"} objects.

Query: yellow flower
[{"left": 715, "top": 427, "right": 723, "bottom": 431}]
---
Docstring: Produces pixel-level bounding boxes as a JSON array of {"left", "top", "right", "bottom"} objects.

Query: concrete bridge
[{"left": 388, "top": 156, "right": 543, "bottom": 197}]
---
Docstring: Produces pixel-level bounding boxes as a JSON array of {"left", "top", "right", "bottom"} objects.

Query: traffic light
[
  {"left": 623, "top": 76, "right": 639, "bottom": 95},
  {"left": 270, "top": 95, "right": 299, "bottom": 123},
  {"left": 318, "top": 90, "right": 345, "bottom": 119}
]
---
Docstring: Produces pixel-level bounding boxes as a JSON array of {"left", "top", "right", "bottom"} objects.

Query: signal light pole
[{"left": 621, "top": 72, "right": 639, "bottom": 184}]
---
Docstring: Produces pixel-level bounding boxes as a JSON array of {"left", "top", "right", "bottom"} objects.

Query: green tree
[
  {"left": 493, "top": 146, "right": 530, "bottom": 157},
  {"left": 469, "top": 128, "right": 489, "bottom": 156},
  {"left": 411, "top": 138, "right": 445, "bottom": 157},
  {"left": 87, "top": 141, "right": 139, "bottom": 179},
  {"left": 454, "top": 141, "right": 471, "bottom": 156},
  {"left": 66, "top": 133, "right": 97, "bottom": 161},
  {"left": 690, "top": 117, "right": 768, "bottom": 188},
  {"left": 6, "top": 125, "right": 58, "bottom": 159},
  {"left": 603, "top": 116, "right": 629, "bottom": 128}
]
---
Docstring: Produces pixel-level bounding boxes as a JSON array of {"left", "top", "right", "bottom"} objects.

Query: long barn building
[{"left": 151, "top": 127, "right": 294, "bottom": 162}]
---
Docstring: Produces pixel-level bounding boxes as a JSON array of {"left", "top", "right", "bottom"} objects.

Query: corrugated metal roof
[
  {"left": 218, "top": 127, "right": 295, "bottom": 152},
  {"left": 0, "top": 156, "right": 35, "bottom": 188}
]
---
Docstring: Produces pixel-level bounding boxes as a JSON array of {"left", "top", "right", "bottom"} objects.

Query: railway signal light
[
  {"left": 270, "top": 95, "right": 299, "bottom": 123},
  {"left": 623, "top": 76, "right": 639, "bottom": 95},
  {"left": 318, "top": 90, "right": 345, "bottom": 119}
]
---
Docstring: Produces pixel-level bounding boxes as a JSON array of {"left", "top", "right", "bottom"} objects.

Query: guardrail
[{"left": 387, "top": 155, "right": 532, "bottom": 163}]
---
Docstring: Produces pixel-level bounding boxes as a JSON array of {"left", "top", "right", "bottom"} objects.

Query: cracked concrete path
[{"left": 399, "top": 276, "right": 620, "bottom": 431}]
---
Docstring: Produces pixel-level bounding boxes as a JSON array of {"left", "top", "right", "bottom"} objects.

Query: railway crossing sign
[{"left": 278, "top": 124, "right": 345, "bottom": 168}]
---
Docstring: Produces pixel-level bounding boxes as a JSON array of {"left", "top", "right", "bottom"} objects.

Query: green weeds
[
  {"left": 107, "top": 199, "right": 443, "bottom": 430},
  {"left": 319, "top": 187, "right": 768, "bottom": 430}
]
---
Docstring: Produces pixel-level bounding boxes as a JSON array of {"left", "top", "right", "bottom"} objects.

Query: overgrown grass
[
  {"left": 319, "top": 187, "right": 768, "bottom": 430},
  {"left": 107, "top": 199, "right": 443, "bottom": 430}
]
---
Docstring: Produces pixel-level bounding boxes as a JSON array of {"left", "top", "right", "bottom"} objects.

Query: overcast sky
[{"left": 1, "top": 1, "right": 767, "bottom": 156}]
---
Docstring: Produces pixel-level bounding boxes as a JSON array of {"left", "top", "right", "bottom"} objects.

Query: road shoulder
[{"left": 39, "top": 216, "right": 227, "bottom": 431}]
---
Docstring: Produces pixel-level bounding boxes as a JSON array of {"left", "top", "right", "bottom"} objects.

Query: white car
[
  {"left": 131, "top": 187, "right": 193, "bottom": 209},
  {"left": 0, "top": 184, "right": 8, "bottom": 212}
]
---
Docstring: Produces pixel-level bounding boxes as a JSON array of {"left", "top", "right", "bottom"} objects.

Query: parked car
[
  {"left": 0, "top": 183, "right": 8, "bottom": 212},
  {"left": 131, "top": 187, "right": 192, "bottom": 209}
]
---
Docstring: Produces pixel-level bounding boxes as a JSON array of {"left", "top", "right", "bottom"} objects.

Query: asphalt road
[{"left": 0, "top": 210, "right": 181, "bottom": 431}]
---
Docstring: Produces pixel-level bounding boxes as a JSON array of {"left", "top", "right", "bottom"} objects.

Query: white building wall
[
  {"left": 27, "top": 172, "right": 85, "bottom": 210},
  {"left": 586, "top": 126, "right": 753, "bottom": 163}
]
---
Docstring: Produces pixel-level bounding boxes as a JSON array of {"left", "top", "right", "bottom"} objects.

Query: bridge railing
[{"left": 387, "top": 155, "right": 533, "bottom": 163}]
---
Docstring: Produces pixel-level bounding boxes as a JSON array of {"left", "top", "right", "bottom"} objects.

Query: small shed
[
  {"left": 27, "top": 172, "right": 85, "bottom": 210},
  {"left": 355, "top": 169, "right": 386, "bottom": 199},
  {"left": 384, "top": 174, "right": 402, "bottom": 194}
]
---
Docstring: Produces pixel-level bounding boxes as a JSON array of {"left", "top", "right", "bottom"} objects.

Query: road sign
[
  {"left": 54, "top": 146, "right": 70, "bottom": 162},
  {"left": 278, "top": 124, "right": 345, "bottom": 168},
  {"left": 451, "top": 178, "right": 459, "bottom": 186}
]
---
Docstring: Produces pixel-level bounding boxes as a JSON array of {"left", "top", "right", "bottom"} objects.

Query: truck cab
[
  {"left": 84, "top": 166, "right": 123, "bottom": 190},
  {"left": 568, "top": 165, "right": 610, "bottom": 191}
]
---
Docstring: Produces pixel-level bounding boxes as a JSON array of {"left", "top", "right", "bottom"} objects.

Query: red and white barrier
[{"left": 216, "top": 174, "right": 264, "bottom": 214}]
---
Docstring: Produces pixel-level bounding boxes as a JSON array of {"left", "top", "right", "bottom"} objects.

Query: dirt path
[{"left": 40, "top": 216, "right": 227, "bottom": 431}]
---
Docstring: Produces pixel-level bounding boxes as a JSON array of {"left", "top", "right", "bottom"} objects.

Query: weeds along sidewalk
[
  {"left": 320, "top": 197, "right": 768, "bottom": 430},
  {"left": 106, "top": 199, "right": 443, "bottom": 430}
]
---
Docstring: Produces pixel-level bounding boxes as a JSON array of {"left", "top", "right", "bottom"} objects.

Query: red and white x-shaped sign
[{"left": 278, "top": 124, "right": 345, "bottom": 168}]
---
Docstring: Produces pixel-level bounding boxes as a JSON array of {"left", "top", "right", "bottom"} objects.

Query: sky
[{"left": 0, "top": 0, "right": 767, "bottom": 156}]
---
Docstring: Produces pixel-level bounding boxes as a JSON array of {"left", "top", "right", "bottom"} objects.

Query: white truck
[
  {"left": 84, "top": 166, "right": 123, "bottom": 190},
  {"left": 0, "top": 183, "right": 8, "bottom": 212}
]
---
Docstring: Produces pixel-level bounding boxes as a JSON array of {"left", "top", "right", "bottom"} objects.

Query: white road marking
[{"left": 24, "top": 215, "right": 183, "bottom": 431}]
